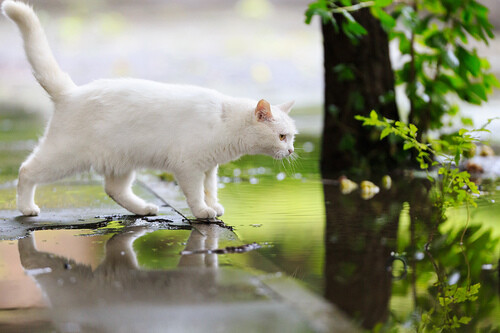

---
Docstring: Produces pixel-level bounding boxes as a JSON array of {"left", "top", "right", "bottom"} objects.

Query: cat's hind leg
[
  {"left": 204, "top": 166, "right": 224, "bottom": 217},
  {"left": 17, "top": 162, "right": 40, "bottom": 216},
  {"left": 104, "top": 171, "right": 158, "bottom": 216},
  {"left": 17, "top": 150, "right": 76, "bottom": 216}
]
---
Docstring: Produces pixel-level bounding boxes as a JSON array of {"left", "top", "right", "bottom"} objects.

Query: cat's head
[{"left": 251, "top": 99, "right": 297, "bottom": 159}]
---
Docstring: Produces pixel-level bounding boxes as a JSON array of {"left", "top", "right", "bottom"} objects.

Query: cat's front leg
[
  {"left": 204, "top": 166, "right": 224, "bottom": 217},
  {"left": 175, "top": 169, "right": 217, "bottom": 219}
]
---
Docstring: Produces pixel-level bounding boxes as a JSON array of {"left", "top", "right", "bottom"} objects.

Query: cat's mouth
[{"left": 273, "top": 151, "right": 291, "bottom": 160}]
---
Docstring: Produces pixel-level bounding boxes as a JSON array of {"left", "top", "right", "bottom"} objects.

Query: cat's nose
[{"left": 288, "top": 149, "right": 294, "bottom": 155}]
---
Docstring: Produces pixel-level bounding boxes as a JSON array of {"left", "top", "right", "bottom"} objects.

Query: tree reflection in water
[{"left": 323, "top": 178, "right": 499, "bottom": 331}]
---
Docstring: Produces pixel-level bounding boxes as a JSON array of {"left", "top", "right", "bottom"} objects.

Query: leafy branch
[
  {"left": 306, "top": 0, "right": 499, "bottom": 135},
  {"left": 305, "top": 0, "right": 391, "bottom": 39},
  {"left": 355, "top": 111, "right": 485, "bottom": 211},
  {"left": 356, "top": 111, "right": 493, "bottom": 330}
]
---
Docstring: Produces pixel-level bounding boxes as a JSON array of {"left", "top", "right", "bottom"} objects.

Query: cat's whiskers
[
  {"left": 290, "top": 154, "right": 299, "bottom": 174},
  {"left": 292, "top": 153, "right": 303, "bottom": 174},
  {"left": 277, "top": 152, "right": 300, "bottom": 175},
  {"left": 276, "top": 157, "right": 288, "bottom": 174}
]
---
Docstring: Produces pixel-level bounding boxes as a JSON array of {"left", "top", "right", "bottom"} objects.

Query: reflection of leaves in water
[
  {"left": 355, "top": 114, "right": 499, "bottom": 330},
  {"left": 421, "top": 282, "right": 480, "bottom": 331},
  {"left": 438, "top": 283, "right": 480, "bottom": 308},
  {"left": 323, "top": 178, "right": 499, "bottom": 331},
  {"left": 389, "top": 211, "right": 499, "bottom": 332}
]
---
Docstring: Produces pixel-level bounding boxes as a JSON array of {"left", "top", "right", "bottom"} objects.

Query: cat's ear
[
  {"left": 277, "top": 100, "right": 295, "bottom": 114},
  {"left": 255, "top": 99, "right": 273, "bottom": 122}
]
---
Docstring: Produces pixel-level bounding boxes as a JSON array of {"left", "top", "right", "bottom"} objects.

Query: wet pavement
[
  {"left": 0, "top": 176, "right": 356, "bottom": 332},
  {"left": 0, "top": 98, "right": 351, "bottom": 331}
]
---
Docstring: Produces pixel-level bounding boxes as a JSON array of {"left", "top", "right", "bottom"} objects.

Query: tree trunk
[{"left": 321, "top": 8, "right": 401, "bottom": 178}]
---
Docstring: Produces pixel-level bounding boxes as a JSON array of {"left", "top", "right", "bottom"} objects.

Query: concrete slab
[{"left": 0, "top": 179, "right": 186, "bottom": 240}]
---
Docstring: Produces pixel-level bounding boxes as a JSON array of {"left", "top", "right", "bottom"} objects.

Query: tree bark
[{"left": 321, "top": 8, "right": 400, "bottom": 178}]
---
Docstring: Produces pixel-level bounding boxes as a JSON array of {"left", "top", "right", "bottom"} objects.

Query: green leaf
[
  {"left": 484, "top": 73, "right": 500, "bottom": 88},
  {"left": 454, "top": 151, "right": 461, "bottom": 165},
  {"left": 380, "top": 127, "right": 392, "bottom": 139},
  {"left": 397, "top": 33, "right": 411, "bottom": 54},
  {"left": 409, "top": 123, "right": 418, "bottom": 136},
  {"left": 371, "top": 7, "right": 396, "bottom": 29},
  {"left": 343, "top": 20, "right": 368, "bottom": 36},
  {"left": 457, "top": 47, "right": 481, "bottom": 76},
  {"left": 339, "top": 0, "right": 352, "bottom": 6},
  {"left": 461, "top": 117, "right": 474, "bottom": 126},
  {"left": 304, "top": 1, "right": 332, "bottom": 25},
  {"left": 425, "top": 31, "right": 447, "bottom": 49},
  {"left": 375, "top": 0, "right": 392, "bottom": 7},
  {"left": 469, "top": 83, "right": 488, "bottom": 101}
]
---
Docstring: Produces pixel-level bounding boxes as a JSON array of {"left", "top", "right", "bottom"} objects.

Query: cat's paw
[
  {"left": 19, "top": 204, "right": 40, "bottom": 216},
  {"left": 132, "top": 203, "right": 159, "bottom": 216},
  {"left": 192, "top": 206, "right": 217, "bottom": 219},
  {"left": 210, "top": 203, "right": 224, "bottom": 217},
  {"left": 144, "top": 203, "right": 159, "bottom": 215}
]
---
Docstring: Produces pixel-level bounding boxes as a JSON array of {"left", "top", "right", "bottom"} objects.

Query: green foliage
[
  {"left": 421, "top": 283, "right": 479, "bottom": 331},
  {"left": 415, "top": 281, "right": 482, "bottom": 331},
  {"left": 390, "top": 0, "right": 499, "bottom": 133},
  {"left": 355, "top": 111, "right": 485, "bottom": 211},
  {"left": 438, "top": 283, "right": 480, "bottom": 308},
  {"left": 306, "top": 0, "right": 499, "bottom": 135},
  {"left": 305, "top": 2, "right": 499, "bottom": 329},
  {"left": 305, "top": 0, "right": 383, "bottom": 42},
  {"left": 356, "top": 112, "right": 499, "bottom": 331}
]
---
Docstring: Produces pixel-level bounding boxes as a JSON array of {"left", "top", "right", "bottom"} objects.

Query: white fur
[{"left": 2, "top": 1, "right": 297, "bottom": 218}]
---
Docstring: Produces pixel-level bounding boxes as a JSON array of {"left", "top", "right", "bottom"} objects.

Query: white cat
[{"left": 2, "top": 1, "right": 297, "bottom": 219}]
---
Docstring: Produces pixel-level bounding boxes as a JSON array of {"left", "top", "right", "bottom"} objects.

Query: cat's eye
[{"left": 279, "top": 134, "right": 286, "bottom": 141}]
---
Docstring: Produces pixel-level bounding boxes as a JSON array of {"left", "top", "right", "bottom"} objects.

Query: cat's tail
[{"left": 2, "top": 1, "right": 76, "bottom": 97}]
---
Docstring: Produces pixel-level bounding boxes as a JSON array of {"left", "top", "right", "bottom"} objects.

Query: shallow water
[{"left": 0, "top": 112, "right": 499, "bottom": 331}]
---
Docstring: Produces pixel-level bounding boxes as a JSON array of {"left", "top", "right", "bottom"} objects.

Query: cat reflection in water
[
  {"left": 2, "top": 1, "right": 297, "bottom": 219},
  {"left": 17, "top": 224, "right": 224, "bottom": 308}
]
